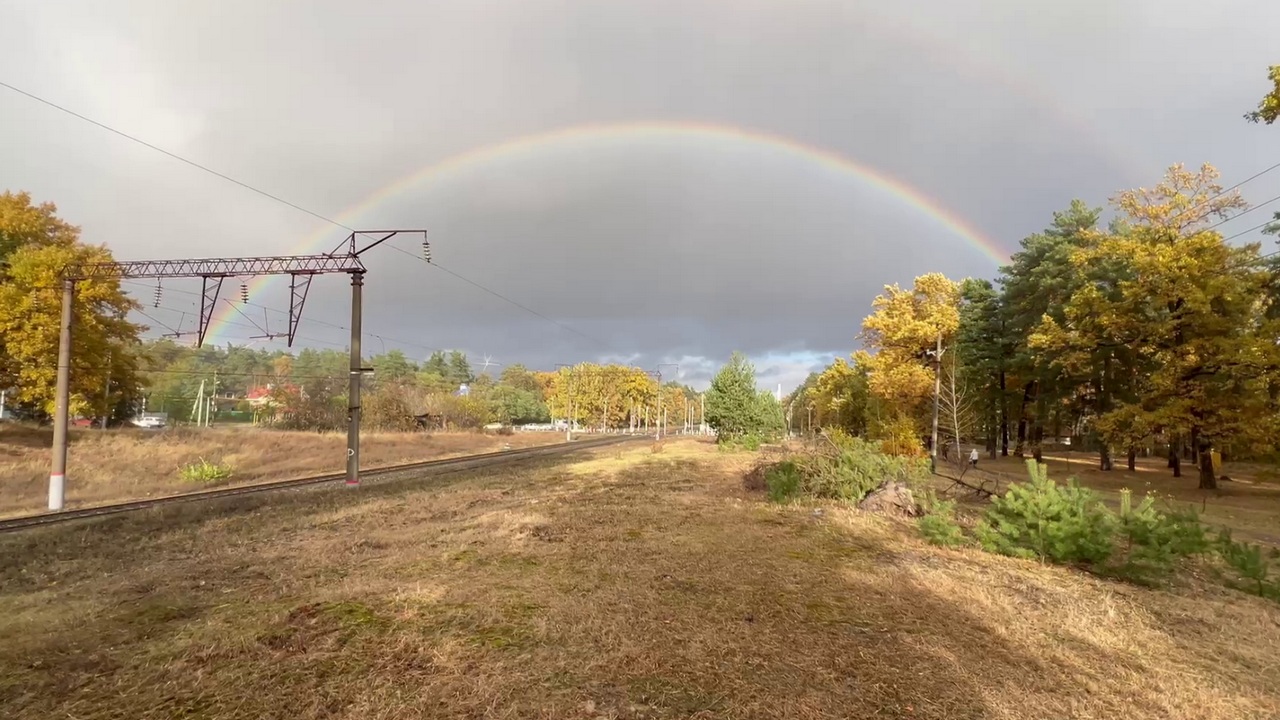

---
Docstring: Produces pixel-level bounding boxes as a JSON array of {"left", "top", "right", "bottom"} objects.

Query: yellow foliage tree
[
  {"left": 1245, "top": 65, "right": 1280, "bottom": 125},
  {"left": 546, "top": 363, "right": 658, "bottom": 429},
  {"left": 0, "top": 226, "right": 142, "bottom": 418},
  {"left": 1031, "top": 164, "right": 1277, "bottom": 489},
  {"left": 805, "top": 357, "right": 871, "bottom": 434},
  {"left": 857, "top": 273, "right": 961, "bottom": 440}
]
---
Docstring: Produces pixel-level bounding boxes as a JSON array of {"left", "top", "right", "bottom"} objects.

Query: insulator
[
  {"left": 152, "top": 281, "right": 163, "bottom": 308},
  {"left": 422, "top": 237, "right": 431, "bottom": 263},
  {"left": 239, "top": 281, "right": 249, "bottom": 305}
]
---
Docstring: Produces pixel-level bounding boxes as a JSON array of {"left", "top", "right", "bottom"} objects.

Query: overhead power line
[
  {"left": 0, "top": 80, "right": 337, "bottom": 228},
  {"left": 1208, "top": 193, "right": 1280, "bottom": 231},
  {"left": 385, "top": 243, "right": 607, "bottom": 347},
  {"left": 1, "top": 79, "right": 608, "bottom": 349},
  {"left": 1171, "top": 160, "right": 1280, "bottom": 226},
  {"left": 1224, "top": 219, "right": 1280, "bottom": 243}
]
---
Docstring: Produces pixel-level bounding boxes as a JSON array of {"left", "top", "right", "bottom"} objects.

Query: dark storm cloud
[{"left": 2, "top": 0, "right": 1278, "bottom": 391}]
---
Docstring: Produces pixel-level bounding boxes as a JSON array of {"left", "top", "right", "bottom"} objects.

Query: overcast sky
[{"left": 3, "top": 0, "right": 1278, "bottom": 391}]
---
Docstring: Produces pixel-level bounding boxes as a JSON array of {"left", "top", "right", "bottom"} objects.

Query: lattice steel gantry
[{"left": 46, "top": 230, "right": 429, "bottom": 510}]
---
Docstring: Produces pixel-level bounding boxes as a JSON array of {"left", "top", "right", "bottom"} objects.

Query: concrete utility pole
[
  {"left": 192, "top": 379, "right": 205, "bottom": 426},
  {"left": 101, "top": 351, "right": 112, "bottom": 430},
  {"left": 48, "top": 279, "right": 74, "bottom": 511},
  {"left": 208, "top": 370, "right": 219, "bottom": 427},
  {"left": 346, "top": 272, "right": 364, "bottom": 486},
  {"left": 929, "top": 332, "right": 943, "bottom": 474}
]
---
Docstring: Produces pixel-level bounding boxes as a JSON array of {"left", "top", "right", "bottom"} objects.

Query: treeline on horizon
[
  {"left": 788, "top": 163, "right": 1280, "bottom": 490},
  {"left": 132, "top": 342, "right": 704, "bottom": 433}
]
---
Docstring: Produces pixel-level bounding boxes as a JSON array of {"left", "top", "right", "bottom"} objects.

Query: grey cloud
[{"left": 3, "top": 0, "right": 1279, "bottom": 392}]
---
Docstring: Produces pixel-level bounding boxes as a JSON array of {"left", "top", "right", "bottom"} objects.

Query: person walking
[{"left": 968, "top": 447, "right": 979, "bottom": 468}]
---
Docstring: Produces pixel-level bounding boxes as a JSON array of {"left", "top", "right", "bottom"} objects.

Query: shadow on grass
[
  {"left": 1, "top": 450, "right": 1271, "bottom": 719},
  {"left": 0, "top": 447, "right": 610, "bottom": 589}
]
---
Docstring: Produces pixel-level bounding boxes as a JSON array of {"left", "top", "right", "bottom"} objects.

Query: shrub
[
  {"left": 1110, "top": 489, "right": 1209, "bottom": 583},
  {"left": 1216, "top": 530, "right": 1280, "bottom": 601},
  {"left": 363, "top": 383, "right": 418, "bottom": 432},
  {"left": 764, "top": 460, "right": 803, "bottom": 502},
  {"left": 975, "top": 459, "right": 1114, "bottom": 564},
  {"left": 919, "top": 499, "right": 965, "bottom": 547},
  {"left": 719, "top": 433, "right": 766, "bottom": 452},
  {"left": 180, "top": 457, "right": 233, "bottom": 483},
  {"left": 874, "top": 415, "right": 926, "bottom": 457},
  {"left": 769, "top": 435, "right": 929, "bottom": 503}
]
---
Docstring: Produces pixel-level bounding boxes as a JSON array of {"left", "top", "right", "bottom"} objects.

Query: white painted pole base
[{"left": 48, "top": 474, "right": 65, "bottom": 511}]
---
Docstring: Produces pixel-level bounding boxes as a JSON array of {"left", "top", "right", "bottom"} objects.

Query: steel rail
[{"left": 0, "top": 434, "right": 641, "bottom": 533}]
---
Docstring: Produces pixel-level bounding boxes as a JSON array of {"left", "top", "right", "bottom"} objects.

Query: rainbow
[{"left": 205, "top": 120, "right": 1007, "bottom": 343}]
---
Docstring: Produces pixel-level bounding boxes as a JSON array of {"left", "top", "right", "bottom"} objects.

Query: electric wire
[{"left": 1, "top": 79, "right": 611, "bottom": 349}]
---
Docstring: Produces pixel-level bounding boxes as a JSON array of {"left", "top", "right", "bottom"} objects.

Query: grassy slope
[
  {"left": 0, "top": 425, "right": 563, "bottom": 516},
  {"left": 1, "top": 440, "right": 1277, "bottom": 719}
]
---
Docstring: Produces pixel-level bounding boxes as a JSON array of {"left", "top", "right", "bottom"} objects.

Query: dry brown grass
[
  {"left": 0, "top": 424, "right": 563, "bottom": 516},
  {"left": 1, "top": 438, "right": 1277, "bottom": 719}
]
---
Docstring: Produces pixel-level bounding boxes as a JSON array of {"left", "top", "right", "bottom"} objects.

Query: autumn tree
[
  {"left": 800, "top": 357, "right": 871, "bottom": 436},
  {"left": 1032, "top": 164, "right": 1276, "bottom": 489},
  {"left": 857, "top": 273, "right": 960, "bottom": 451},
  {"left": 545, "top": 363, "right": 657, "bottom": 430},
  {"left": 1244, "top": 65, "right": 1280, "bottom": 125},
  {"left": 499, "top": 364, "right": 542, "bottom": 394},
  {"left": 0, "top": 193, "right": 143, "bottom": 420}
]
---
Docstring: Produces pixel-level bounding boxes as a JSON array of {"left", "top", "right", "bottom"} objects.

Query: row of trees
[
  {"left": 137, "top": 339, "right": 706, "bottom": 433},
  {"left": 791, "top": 163, "right": 1280, "bottom": 489}
]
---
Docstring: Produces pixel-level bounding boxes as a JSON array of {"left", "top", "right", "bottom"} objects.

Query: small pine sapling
[{"left": 975, "top": 459, "right": 1114, "bottom": 565}]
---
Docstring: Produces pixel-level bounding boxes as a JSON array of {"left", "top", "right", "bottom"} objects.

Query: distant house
[
  {"left": 246, "top": 384, "right": 299, "bottom": 410},
  {"left": 246, "top": 387, "right": 276, "bottom": 409}
]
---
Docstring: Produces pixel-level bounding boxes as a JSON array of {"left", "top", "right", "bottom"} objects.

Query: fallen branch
[{"left": 933, "top": 468, "right": 998, "bottom": 498}]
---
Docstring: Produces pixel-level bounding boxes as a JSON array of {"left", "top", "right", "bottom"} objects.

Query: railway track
[{"left": 0, "top": 433, "right": 642, "bottom": 533}]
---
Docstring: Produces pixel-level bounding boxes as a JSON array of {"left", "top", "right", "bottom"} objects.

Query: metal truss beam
[
  {"left": 65, "top": 254, "right": 365, "bottom": 280},
  {"left": 287, "top": 273, "right": 313, "bottom": 347},
  {"left": 196, "top": 276, "right": 225, "bottom": 347}
]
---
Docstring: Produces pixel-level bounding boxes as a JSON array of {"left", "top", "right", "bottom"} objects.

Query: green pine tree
[{"left": 705, "top": 352, "right": 776, "bottom": 442}]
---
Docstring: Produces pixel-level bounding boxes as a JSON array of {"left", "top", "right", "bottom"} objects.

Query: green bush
[
  {"left": 1110, "top": 489, "right": 1209, "bottom": 583},
  {"left": 179, "top": 457, "right": 233, "bottom": 483},
  {"left": 719, "top": 433, "right": 765, "bottom": 452},
  {"left": 795, "top": 435, "right": 929, "bottom": 502},
  {"left": 956, "top": 461, "right": 1275, "bottom": 599},
  {"left": 918, "top": 500, "right": 965, "bottom": 547},
  {"left": 1216, "top": 530, "right": 1280, "bottom": 601},
  {"left": 760, "top": 436, "right": 927, "bottom": 504},
  {"left": 975, "top": 459, "right": 1115, "bottom": 565},
  {"left": 764, "top": 460, "right": 803, "bottom": 503}
]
